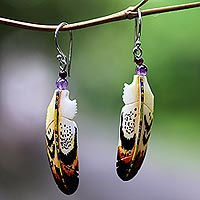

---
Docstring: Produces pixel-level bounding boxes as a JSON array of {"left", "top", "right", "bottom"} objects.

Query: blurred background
[{"left": 0, "top": 0, "right": 200, "bottom": 199}]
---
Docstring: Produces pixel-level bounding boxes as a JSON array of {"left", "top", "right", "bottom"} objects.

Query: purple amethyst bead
[
  {"left": 136, "top": 64, "right": 148, "bottom": 76},
  {"left": 56, "top": 78, "right": 68, "bottom": 90}
]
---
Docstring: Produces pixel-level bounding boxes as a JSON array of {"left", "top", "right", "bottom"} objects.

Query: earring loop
[{"left": 55, "top": 22, "right": 73, "bottom": 77}]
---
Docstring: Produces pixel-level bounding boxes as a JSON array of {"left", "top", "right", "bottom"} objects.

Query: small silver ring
[{"left": 133, "top": 46, "right": 143, "bottom": 59}]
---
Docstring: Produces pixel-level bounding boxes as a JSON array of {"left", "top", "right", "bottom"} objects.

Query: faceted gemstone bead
[
  {"left": 134, "top": 57, "right": 144, "bottom": 65},
  {"left": 136, "top": 64, "right": 148, "bottom": 76},
  {"left": 56, "top": 78, "right": 68, "bottom": 90},
  {"left": 59, "top": 70, "right": 67, "bottom": 79}
]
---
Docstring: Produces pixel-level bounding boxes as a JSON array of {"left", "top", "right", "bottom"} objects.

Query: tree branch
[{"left": 0, "top": 1, "right": 199, "bottom": 32}]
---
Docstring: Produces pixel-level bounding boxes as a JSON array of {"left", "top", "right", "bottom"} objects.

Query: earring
[
  {"left": 116, "top": 9, "right": 154, "bottom": 181},
  {"left": 46, "top": 22, "right": 79, "bottom": 195}
]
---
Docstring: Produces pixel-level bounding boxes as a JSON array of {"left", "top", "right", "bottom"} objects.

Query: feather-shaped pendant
[
  {"left": 46, "top": 88, "right": 79, "bottom": 195},
  {"left": 116, "top": 74, "right": 154, "bottom": 181}
]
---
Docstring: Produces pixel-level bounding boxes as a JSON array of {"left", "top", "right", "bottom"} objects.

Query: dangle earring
[
  {"left": 116, "top": 9, "right": 154, "bottom": 181},
  {"left": 46, "top": 22, "right": 79, "bottom": 195}
]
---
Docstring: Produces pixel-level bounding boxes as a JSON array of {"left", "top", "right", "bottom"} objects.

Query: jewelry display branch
[{"left": 0, "top": 1, "right": 200, "bottom": 31}]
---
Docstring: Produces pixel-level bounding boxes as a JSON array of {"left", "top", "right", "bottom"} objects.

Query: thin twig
[{"left": 0, "top": 1, "right": 199, "bottom": 31}]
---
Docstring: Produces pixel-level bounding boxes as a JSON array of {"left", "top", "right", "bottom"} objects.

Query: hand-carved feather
[
  {"left": 116, "top": 75, "right": 154, "bottom": 181},
  {"left": 46, "top": 89, "right": 79, "bottom": 195}
]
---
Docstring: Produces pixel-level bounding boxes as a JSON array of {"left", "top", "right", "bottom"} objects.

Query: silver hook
[
  {"left": 134, "top": 9, "right": 142, "bottom": 44},
  {"left": 55, "top": 22, "right": 73, "bottom": 77},
  {"left": 133, "top": 9, "right": 143, "bottom": 59}
]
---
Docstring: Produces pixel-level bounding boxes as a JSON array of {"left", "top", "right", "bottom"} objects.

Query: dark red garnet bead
[
  {"left": 134, "top": 57, "right": 144, "bottom": 65},
  {"left": 59, "top": 70, "right": 67, "bottom": 79}
]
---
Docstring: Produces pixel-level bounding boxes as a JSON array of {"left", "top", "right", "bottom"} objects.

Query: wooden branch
[{"left": 0, "top": 1, "right": 199, "bottom": 32}]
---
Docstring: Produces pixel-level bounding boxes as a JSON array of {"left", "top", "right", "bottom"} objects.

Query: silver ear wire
[
  {"left": 133, "top": 9, "right": 143, "bottom": 60},
  {"left": 55, "top": 22, "right": 73, "bottom": 77},
  {"left": 134, "top": 9, "right": 142, "bottom": 44}
]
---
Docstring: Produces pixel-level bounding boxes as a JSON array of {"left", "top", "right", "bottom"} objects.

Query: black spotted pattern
[
  {"left": 59, "top": 122, "right": 74, "bottom": 151},
  {"left": 123, "top": 107, "right": 137, "bottom": 135},
  {"left": 60, "top": 127, "right": 78, "bottom": 166},
  {"left": 120, "top": 113, "right": 136, "bottom": 150}
]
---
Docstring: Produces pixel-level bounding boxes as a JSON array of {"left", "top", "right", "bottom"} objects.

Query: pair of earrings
[{"left": 45, "top": 9, "right": 154, "bottom": 195}]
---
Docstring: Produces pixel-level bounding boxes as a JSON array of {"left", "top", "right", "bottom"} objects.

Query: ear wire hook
[
  {"left": 133, "top": 9, "right": 143, "bottom": 59},
  {"left": 55, "top": 22, "right": 73, "bottom": 77},
  {"left": 134, "top": 8, "right": 142, "bottom": 44}
]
